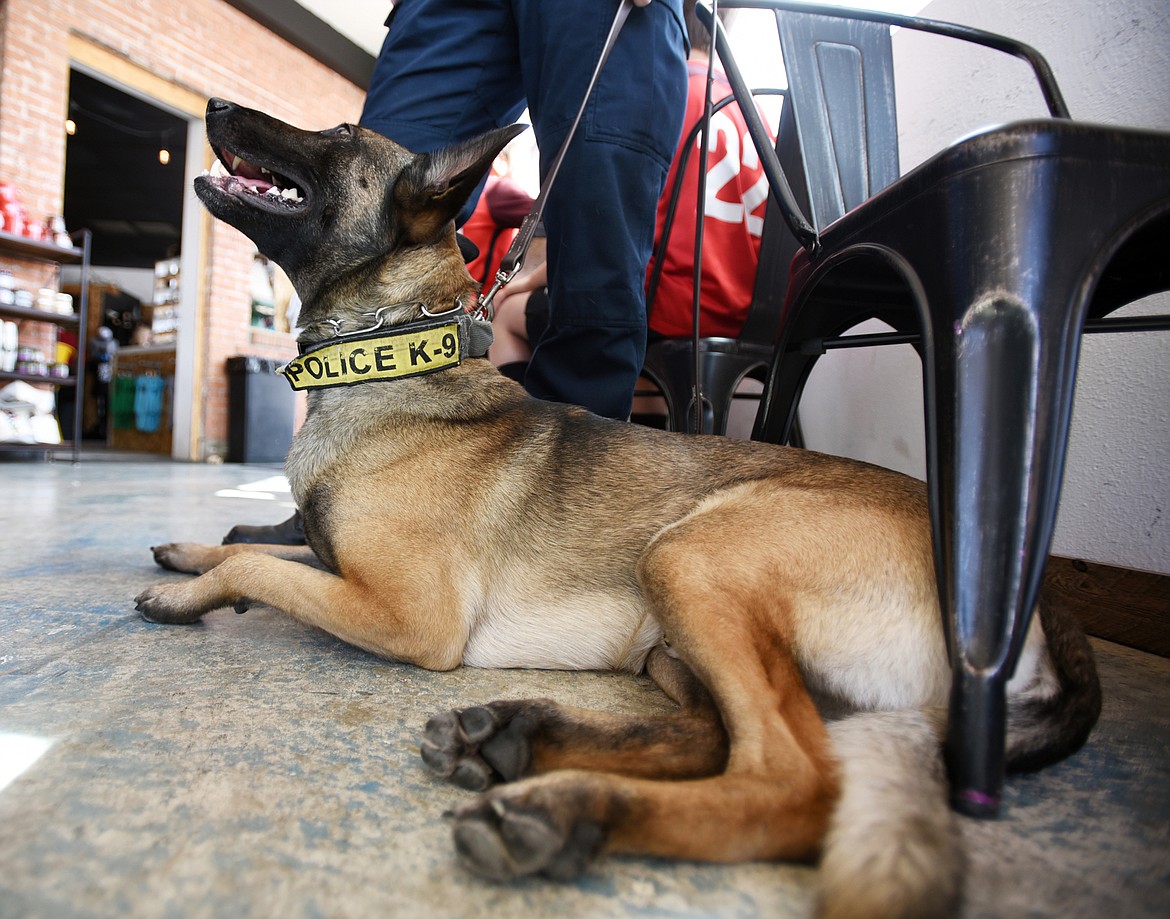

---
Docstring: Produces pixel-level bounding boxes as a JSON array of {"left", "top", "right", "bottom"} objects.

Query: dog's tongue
[
  {"left": 235, "top": 175, "right": 274, "bottom": 193},
  {"left": 223, "top": 151, "right": 272, "bottom": 190}
]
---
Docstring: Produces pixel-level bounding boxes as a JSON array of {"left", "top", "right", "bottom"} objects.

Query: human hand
[
  {"left": 633, "top": 0, "right": 652, "bottom": 6},
  {"left": 501, "top": 260, "right": 548, "bottom": 297}
]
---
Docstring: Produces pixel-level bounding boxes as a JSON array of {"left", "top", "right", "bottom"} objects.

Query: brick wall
[{"left": 0, "top": 0, "right": 368, "bottom": 457}]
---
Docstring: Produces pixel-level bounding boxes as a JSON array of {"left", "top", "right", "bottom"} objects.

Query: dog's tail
[
  {"left": 814, "top": 588, "right": 1101, "bottom": 919},
  {"left": 1004, "top": 585, "right": 1102, "bottom": 773},
  {"left": 816, "top": 709, "right": 961, "bottom": 919}
]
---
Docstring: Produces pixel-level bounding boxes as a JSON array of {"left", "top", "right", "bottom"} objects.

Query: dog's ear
[{"left": 393, "top": 124, "right": 528, "bottom": 243}]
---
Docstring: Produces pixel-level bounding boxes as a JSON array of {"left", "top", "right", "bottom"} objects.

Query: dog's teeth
[
  {"left": 281, "top": 187, "right": 302, "bottom": 202},
  {"left": 209, "top": 160, "right": 230, "bottom": 178},
  {"left": 231, "top": 155, "right": 242, "bottom": 172},
  {"left": 265, "top": 186, "right": 281, "bottom": 196},
  {"left": 260, "top": 166, "right": 272, "bottom": 176}
]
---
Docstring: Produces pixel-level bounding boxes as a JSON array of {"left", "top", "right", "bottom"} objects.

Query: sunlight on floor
[
  {"left": 0, "top": 732, "right": 52, "bottom": 794},
  {"left": 214, "top": 475, "right": 292, "bottom": 503}
]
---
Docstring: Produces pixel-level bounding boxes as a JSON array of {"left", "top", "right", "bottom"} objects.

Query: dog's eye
[{"left": 321, "top": 124, "right": 353, "bottom": 137}]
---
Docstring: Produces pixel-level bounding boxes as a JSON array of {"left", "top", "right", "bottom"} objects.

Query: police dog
[{"left": 137, "top": 99, "right": 1100, "bottom": 919}]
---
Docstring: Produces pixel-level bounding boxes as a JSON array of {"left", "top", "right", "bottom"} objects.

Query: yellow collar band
[{"left": 279, "top": 313, "right": 493, "bottom": 392}]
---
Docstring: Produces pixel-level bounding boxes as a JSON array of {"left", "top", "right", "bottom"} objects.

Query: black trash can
[{"left": 226, "top": 356, "right": 294, "bottom": 463}]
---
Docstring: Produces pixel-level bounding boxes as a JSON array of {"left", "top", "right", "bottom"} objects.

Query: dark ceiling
[{"left": 64, "top": 70, "right": 189, "bottom": 270}]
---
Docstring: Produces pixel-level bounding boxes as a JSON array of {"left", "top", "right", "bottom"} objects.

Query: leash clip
[{"left": 475, "top": 266, "right": 518, "bottom": 322}]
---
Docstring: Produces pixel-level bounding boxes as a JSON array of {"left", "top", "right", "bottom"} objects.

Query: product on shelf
[
  {"left": 0, "top": 181, "right": 74, "bottom": 246},
  {"left": 0, "top": 321, "right": 17, "bottom": 372},
  {"left": 151, "top": 257, "right": 181, "bottom": 341},
  {"left": 0, "top": 379, "right": 61, "bottom": 444}
]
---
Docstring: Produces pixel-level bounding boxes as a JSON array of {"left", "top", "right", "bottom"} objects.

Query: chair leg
[
  {"left": 924, "top": 283, "right": 1087, "bottom": 816},
  {"left": 945, "top": 663, "right": 1007, "bottom": 816},
  {"left": 644, "top": 345, "right": 760, "bottom": 436},
  {"left": 753, "top": 349, "right": 820, "bottom": 445}
]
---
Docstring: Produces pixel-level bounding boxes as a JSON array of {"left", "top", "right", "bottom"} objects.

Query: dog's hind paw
[
  {"left": 421, "top": 704, "right": 538, "bottom": 791},
  {"left": 451, "top": 787, "right": 605, "bottom": 882},
  {"left": 135, "top": 584, "right": 207, "bottom": 624}
]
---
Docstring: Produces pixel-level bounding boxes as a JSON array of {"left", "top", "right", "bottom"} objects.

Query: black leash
[{"left": 475, "top": 0, "right": 634, "bottom": 320}]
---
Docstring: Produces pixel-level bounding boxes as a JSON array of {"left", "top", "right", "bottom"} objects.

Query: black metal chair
[
  {"left": 697, "top": 0, "right": 1170, "bottom": 815},
  {"left": 639, "top": 88, "right": 799, "bottom": 435}
]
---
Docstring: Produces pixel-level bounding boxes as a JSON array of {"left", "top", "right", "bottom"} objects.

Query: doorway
[{"left": 62, "top": 69, "right": 189, "bottom": 452}]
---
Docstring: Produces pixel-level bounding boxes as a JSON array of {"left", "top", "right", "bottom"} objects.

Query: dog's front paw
[
  {"left": 421, "top": 704, "right": 538, "bottom": 791},
  {"left": 135, "top": 583, "right": 207, "bottom": 624},
  {"left": 151, "top": 542, "right": 217, "bottom": 574},
  {"left": 451, "top": 783, "right": 606, "bottom": 882}
]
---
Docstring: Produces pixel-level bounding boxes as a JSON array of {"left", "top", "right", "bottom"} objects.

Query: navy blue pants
[{"left": 360, "top": 0, "right": 688, "bottom": 420}]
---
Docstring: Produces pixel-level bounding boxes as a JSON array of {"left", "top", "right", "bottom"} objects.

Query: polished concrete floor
[{"left": 1, "top": 459, "right": 1168, "bottom": 919}]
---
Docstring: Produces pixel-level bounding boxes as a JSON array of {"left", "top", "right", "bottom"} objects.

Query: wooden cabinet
[
  {"left": 0, "top": 229, "right": 91, "bottom": 461},
  {"left": 108, "top": 344, "right": 175, "bottom": 454}
]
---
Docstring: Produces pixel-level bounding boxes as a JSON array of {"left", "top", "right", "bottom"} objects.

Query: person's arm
[{"left": 501, "top": 259, "right": 548, "bottom": 298}]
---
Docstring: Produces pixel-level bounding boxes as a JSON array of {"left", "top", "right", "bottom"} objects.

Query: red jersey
[
  {"left": 647, "top": 63, "right": 772, "bottom": 338},
  {"left": 462, "top": 175, "right": 534, "bottom": 287}
]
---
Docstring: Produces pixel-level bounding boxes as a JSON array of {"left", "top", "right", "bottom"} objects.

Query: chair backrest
[
  {"left": 772, "top": 11, "right": 899, "bottom": 229},
  {"left": 696, "top": 1, "right": 1071, "bottom": 250},
  {"left": 738, "top": 102, "right": 802, "bottom": 344}
]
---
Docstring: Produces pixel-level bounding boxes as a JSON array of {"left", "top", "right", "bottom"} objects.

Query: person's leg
[
  {"left": 360, "top": 0, "right": 528, "bottom": 223},
  {"left": 489, "top": 288, "right": 534, "bottom": 368},
  {"left": 515, "top": 0, "right": 688, "bottom": 419}
]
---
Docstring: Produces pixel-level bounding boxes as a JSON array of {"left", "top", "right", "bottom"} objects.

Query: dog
[{"left": 136, "top": 98, "right": 1101, "bottom": 919}]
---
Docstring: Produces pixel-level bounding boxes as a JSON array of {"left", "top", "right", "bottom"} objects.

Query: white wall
[
  {"left": 61, "top": 264, "right": 155, "bottom": 304},
  {"left": 795, "top": 0, "right": 1170, "bottom": 575}
]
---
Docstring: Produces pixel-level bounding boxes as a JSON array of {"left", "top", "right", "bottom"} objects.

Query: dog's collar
[{"left": 279, "top": 300, "right": 493, "bottom": 392}]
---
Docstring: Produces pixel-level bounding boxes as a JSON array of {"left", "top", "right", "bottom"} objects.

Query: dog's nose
[{"left": 206, "top": 97, "right": 234, "bottom": 115}]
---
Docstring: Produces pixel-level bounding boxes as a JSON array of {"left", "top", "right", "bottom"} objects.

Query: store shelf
[
  {"left": 0, "top": 302, "right": 81, "bottom": 327},
  {"left": 0, "top": 369, "right": 77, "bottom": 387},
  {"left": 0, "top": 228, "right": 91, "bottom": 462},
  {"left": 0, "top": 229, "right": 85, "bottom": 263}
]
